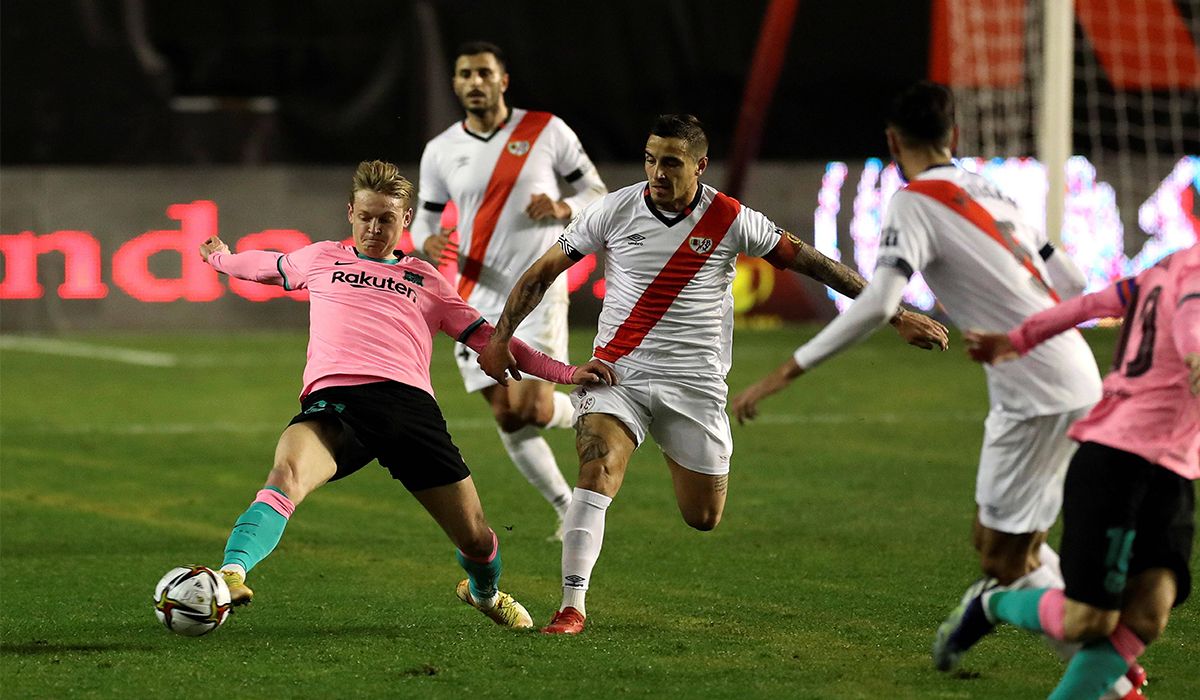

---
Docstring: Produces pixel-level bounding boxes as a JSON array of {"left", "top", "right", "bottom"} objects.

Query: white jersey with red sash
[
  {"left": 877, "top": 165, "right": 1101, "bottom": 416},
  {"left": 414, "top": 108, "right": 597, "bottom": 318},
  {"left": 560, "top": 182, "right": 782, "bottom": 377}
]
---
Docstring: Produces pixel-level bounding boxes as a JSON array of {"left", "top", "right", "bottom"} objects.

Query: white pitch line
[{"left": 0, "top": 336, "right": 178, "bottom": 367}]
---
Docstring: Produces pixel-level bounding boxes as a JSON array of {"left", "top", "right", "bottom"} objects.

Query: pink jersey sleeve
[
  {"left": 461, "top": 323, "right": 578, "bottom": 385},
  {"left": 208, "top": 242, "right": 328, "bottom": 291},
  {"left": 1008, "top": 278, "right": 1133, "bottom": 354},
  {"left": 207, "top": 250, "right": 285, "bottom": 285}
]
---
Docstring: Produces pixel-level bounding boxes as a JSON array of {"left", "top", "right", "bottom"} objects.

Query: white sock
[
  {"left": 1098, "top": 676, "right": 1134, "bottom": 700},
  {"left": 220, "top": 563, "right": 246, "bottom": 578},
  {"left": 546, "top": 392, "right": 576, "bottom": 430},
  {"left": 497, "top": 426, "right": 572, "bottom": 516},
  {"left": 560, "top": 487, "right": 612, "bottom": 617},
  {"left": 1038, "top": 542, "right": 1062, "bottom": 577}
]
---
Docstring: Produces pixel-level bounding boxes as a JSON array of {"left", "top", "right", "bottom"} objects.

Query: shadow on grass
[{"left": 1, "top": 640, "right": 156, "bottom": 655}]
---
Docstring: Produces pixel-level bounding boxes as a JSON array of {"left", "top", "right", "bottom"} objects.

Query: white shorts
[
  {"left": 976, "top": 406, "right": 1091, "bottom": 534},
  {"left": 571, "top": 368, "right": 732, "bottom": 475},
  {"left": 455, "top": 300, "right": 569, "bottom": 393}
]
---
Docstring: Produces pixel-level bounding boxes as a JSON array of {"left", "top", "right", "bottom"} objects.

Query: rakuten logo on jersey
[{"left": 329, "top": 270, "right": 417, "bottom": 301}]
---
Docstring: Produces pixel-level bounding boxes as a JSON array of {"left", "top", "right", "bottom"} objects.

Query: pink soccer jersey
[
  {"left": 1008, "top": 244, "right": 1200, "bottom": 479},
  {"left": 208, "top": 241, "right": 574, "bottom": 398}
]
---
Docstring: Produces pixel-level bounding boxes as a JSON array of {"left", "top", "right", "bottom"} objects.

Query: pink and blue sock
[
  {"left": 221, "top": 486, "right": 295, "bottom": 573},
  {"left": 456, "top": 529, "right": 501, "bottom": 603}
]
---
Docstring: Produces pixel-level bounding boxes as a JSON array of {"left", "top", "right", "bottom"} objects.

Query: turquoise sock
[
  {"left": 456, "top": 536, "right": 502, "bottom": 603},
  {"left": 222, "top": 486, "right": 292, "bottom": 573},
  {"left": 1049, "top": 638, "right": 1129, "bottom": 700},
  {"left": 987, "top": 588, "right": 1048, "bottom": 633}
]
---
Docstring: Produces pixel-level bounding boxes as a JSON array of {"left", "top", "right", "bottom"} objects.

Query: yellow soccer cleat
[
  {"left": 455, "top": 579, "right": 533, "bottom": 629},
  {"left": 220, "top": 569, "right": 254, "bottom": 607}
]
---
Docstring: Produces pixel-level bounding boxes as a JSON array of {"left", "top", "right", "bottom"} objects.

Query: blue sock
[
  {"left": 456, "top": 530, "right": 501, "bottom": 603},
  {"left": 1049, "top": 638, "right": 1129, "bottom": 700},
  {"left": 221, "top": 486, "right": 294, "bottom": 573},
  {"left": 987, "top": 588, "right": 1050, "bottom": 633}
]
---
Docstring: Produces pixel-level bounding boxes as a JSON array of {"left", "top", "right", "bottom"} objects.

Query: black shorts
[
  {"left": 1060, "top": 442, "right": 1194, "bottom": 610},
  {"left": 287, "top": 381, "right": 470, "bottom": 492}
]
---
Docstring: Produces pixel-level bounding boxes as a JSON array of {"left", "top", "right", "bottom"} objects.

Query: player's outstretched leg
[
  {"left": 455, "top": 529, "right": 532, "bottom": 629},
  {"left": 218, "top": 486, "right": 296, "bottom": 606}
]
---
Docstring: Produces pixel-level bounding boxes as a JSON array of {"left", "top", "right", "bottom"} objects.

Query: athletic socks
[
  {"left": 456, "top": 529, "right": 501, "bottom": 608},
  {"left": 221, "top": 486, "right": 295, "bottom": 574},
  {"left": 546, "top": 392, "right": 576, "bottom": 430},
  {"left": 1051, "top": 628, "right": 1144, "bottom": 700},
  {"left": 559, "top": 487, "right": 612, "bottom": 617},
  {"left": 497, "top": 426, "right": 572, "bottom": 517}
]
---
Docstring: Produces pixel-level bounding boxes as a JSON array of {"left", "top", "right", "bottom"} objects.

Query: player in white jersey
[
  {"left": 410, "top": 42, "right": 607, "bottom": 538},
  {"left": 730, "top": 82, "right": 1131, "bottom": 695},
  {"left": 479, "top": 114, "right": 949, "bottom": 634}
]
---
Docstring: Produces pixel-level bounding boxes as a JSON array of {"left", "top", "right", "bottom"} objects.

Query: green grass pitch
[{"left": 1, "top": 326, "right": 1196, "bottom": 698}]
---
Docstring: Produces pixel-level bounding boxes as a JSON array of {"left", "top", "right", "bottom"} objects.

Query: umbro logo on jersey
[
  {"left": 689, "top": 236, "right": 714, "bottom": 254},
  {"left": 403, "top": 271, "right": 425, "bottom": 286},
  {"left": 506, "top": 140, "right": 531, "bottom": 156},
  {"left": 627, "top": 233, "right": 646, "bottom": 246}
]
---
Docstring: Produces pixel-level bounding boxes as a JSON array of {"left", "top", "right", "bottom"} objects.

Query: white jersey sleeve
[
  {"left": 736, "top": 205, "right": 784, "bottom": 258},
  {"left": 559, "top": 194, "right": 614, "bottom": 259},
  {"left": 876, "top": 189, "right": 939, "bottom": 278},
  {"left": 411, "top": 141, "right": 452, "bottom": 251},
  {"left": 547, "top": 117, "right": 606, "bottom": 218}
]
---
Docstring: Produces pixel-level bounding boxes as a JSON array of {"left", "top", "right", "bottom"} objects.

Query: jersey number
[{"left": 1112, "top": 285, "right": 1162, "bottom": 377}]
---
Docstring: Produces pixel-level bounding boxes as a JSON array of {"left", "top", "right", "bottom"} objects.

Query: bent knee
[
  {"left": 682, "top": 508, "right": 723, "bottom": 532},
  {"left": 1063, "top": 609, "right": 1119, "bottom": 642},
  {"left": 1122, "top": 609, "right": 1169, "bottom": 644}
]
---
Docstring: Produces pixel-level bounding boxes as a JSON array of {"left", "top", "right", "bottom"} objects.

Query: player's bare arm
[
  {"left": 731, "top": 356, "right": 805, "bottom": 425},
  {"left": 199, "top": 236, "right": 230, "bottom": 262},
  {"left": 478, "top": 245, "right": 577, "bottom": 384},
  {"left": 770, "top": 231, "right": 948, "bottom": 350}
]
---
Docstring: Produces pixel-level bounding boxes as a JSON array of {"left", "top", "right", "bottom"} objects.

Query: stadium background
[{"left": 6, "top": 0, "right": 1195, "bottom": 332}]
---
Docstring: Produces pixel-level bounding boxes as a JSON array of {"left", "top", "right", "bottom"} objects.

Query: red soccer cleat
[
  {"left": 541, "top": 607, "right": 586, "bottom": 635},
  {"left": 1126, "top": 663, "right": 1148, "bottom": 690}
]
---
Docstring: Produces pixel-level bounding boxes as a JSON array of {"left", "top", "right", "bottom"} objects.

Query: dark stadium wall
[{"left": 0, "top": 1, "right": 931, "bottom": 165}]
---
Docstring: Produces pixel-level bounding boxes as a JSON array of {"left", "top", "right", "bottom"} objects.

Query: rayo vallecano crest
[
  {"left": 506, "top": 140, "right": 531, "bottom": 156},
  {"left": 689, "top": 236, "right": 714, "bottom": 254}
]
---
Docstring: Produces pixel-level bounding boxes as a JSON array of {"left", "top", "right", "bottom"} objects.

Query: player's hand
[
  {"left": 525, "top": 193, "right": 572, "bottom": 222},
  {"left": 478, "top": 339, "right": 520, "bottom": 386},
  {"left": 571, "top": 359, "right": 618, "bottom": 387},
  {"left": 199, "top": 236, "right": 230, "bottom": 262},
  {"left": 731, "top": 358, "right": 804, "bottom": 425},
  {"left": 963, "top": 330, "right": 1019, "bottom": 365},
  {"left": 1185, "top": 353, "right": 1200, "bottom": 396},
  {"left": 890, "top": 309, "right": 949, "bottom": 350},
  {"left": 423, "top": 229, "right": 458, "bottom": 265}
]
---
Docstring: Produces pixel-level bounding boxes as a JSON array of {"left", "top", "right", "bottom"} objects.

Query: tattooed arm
[
  {"left": 764, "top": 230, "right": 948, "bottom": 350},
  {"left": 478, "top": 244, "right": 578, "bottom": 385}
]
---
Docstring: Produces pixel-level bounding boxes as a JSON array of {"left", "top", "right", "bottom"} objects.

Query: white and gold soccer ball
[{"left": 153, "top": 566, "right": 232, "bottom": 636}]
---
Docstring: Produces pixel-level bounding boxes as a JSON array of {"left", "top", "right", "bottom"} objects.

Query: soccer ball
[{"left": 153, "top": 566, "right": 232, "bottom": 636}]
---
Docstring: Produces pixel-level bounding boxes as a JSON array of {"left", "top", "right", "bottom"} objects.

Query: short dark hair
[
  {"left": 455, "top": 41, "right": 507, "bottom": 71},
  {"left": 649, "top": 114, "right": 708, "bottom": 158},
  {"left": 887, "top": 81, "right": 955, "bottom": 148}
]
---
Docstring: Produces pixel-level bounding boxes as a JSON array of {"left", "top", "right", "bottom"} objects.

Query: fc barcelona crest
[
  {"left": 689, "top": 236, "right": 714, "bottom": 254},
  {"left": 507, "top": 140, "right": 531, "bottom": 156}
]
